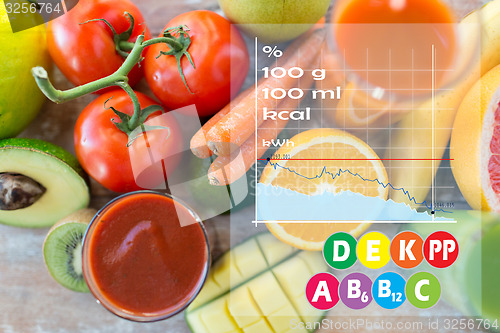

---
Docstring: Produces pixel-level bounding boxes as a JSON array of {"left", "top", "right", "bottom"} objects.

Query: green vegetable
[{"left": 0, "top": 138, "right": 90, "bottom": 227}]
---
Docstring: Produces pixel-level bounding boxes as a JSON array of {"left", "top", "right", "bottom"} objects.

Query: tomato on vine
[
  {"left": 47, "top": 0, "right": 151, "bottom": 90},
  {"left": 74, "top": 90, "right": 182, "bottom": 193},
  {"left": 144, "top": 10, "right": 250, "bottom": 118},
  {"left": 35, "top": 9, "right": 222, "bottom": 192}
]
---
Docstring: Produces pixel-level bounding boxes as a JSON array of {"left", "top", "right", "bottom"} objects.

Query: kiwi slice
[{"left": 43, "top": 208, "right": 96, "bottom": 293}]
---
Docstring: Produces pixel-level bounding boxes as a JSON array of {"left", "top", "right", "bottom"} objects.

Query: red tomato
[
  {"left": 74, "top": 90, "right": 182, "bottom": 193},
  {"left": 144, "top": 10, "right": 249, "bottom": 118},
  {"left": 47, "top": 0, "right": 150, "bottom": 90}
]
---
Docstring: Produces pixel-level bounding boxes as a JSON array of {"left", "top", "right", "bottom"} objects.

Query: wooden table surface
[{"left": 0, "top": 0, "right": 477, "bottom": 332}]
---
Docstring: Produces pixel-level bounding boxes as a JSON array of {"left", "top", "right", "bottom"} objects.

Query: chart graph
[
  {"left": 252, "top": 22, "right": 480, "bottom": 225},
  {"left": 260, "top": 159, "right": 453, "bottom": 214}
]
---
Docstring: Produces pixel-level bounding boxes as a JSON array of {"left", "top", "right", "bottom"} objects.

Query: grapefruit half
[{"left": 451, "top": 64, "right": 500, "bottom": 211}]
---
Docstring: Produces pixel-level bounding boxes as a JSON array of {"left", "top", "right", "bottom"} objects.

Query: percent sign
[{"left": 263, "top": 45, "right": 283, "bottom": 58}]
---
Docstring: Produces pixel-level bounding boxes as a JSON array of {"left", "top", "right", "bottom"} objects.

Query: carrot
[
  {"left": 207, "top": 72, "right": 316, "bottom": 186},
  {"left": 205, "top": 28, "right": 325, "bottom": 157},
  {"left": 207, "top": 109, "right": 289, "bottom": 186},
  {"left": 190, "top": 85, "right": 253, "bottom": 158},
  {"left": 190, "top": 27, "right": 323, "bottom": 159}
]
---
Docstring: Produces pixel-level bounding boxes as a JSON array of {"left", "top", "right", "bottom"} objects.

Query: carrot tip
[
  {"left": 208, "top": 175, "right": 221, "bottom": 186},
  {"left": 190, "top": 147, "right": 212, "bottom": 159},
  {"left": 207, "top": 141, "right": 241, "bottom": 157}
]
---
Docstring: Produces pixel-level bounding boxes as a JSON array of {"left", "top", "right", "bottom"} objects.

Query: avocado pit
[{"left": 0, "top": 172, "right": 46, "bottom": 210}]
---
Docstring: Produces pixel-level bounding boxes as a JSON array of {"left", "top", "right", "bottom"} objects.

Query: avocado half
[{"left": 0, "top": 138, "right": 90, "bottom": 227}]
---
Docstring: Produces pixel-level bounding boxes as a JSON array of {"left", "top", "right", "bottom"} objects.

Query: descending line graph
[{"left": 258, "top": 159, "right": 452, "bottom": 214}]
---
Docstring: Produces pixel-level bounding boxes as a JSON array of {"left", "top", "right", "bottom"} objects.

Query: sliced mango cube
[
  {"left": 200, "top": 297, "right": 239, "bottom": 333},
  {"left": 256, "top": 233, "right": 297, "bottom": 266},
  {"left": 232, "top": 238, "right": 268, "bottom": 281},
  {"left": 243, "top": 319, "right": 274, "bottom": 333},
  {"left": 247, "top": 272, "right": 290, "bottom": 315},
  {"left": 268, "top": 303, "right": 302, "bottom": 333},
  {"left": 283, "top": 328, "right": 309, "bottom": 333},
  {"left": 296, "top": 250, "right": 328, "bottom": 274},
  {"left": 185, "top": 310, "right": 209, "bottom": 333},
  {"left": 189, "top": 275, "right": 223, "bottom": 311},
  {"left": 211, "top": 251, "right": 244, "bottom": 290},
  {"left": 272, "top": 256, "right": 314, "bottom": 298},
  {"left": 227, "top": 286, "right": 262, "bottom": 328},
  {"left": 292, "top": 293, "right": 326, "bottom": 325}
]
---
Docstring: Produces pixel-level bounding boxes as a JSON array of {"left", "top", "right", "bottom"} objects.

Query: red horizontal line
[{"left": 259, "top": 158, "right": 454, "bottom": 161}]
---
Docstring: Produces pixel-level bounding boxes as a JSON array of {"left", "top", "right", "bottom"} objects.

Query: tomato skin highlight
[
  {"left": 47, "top": 0, "right": 150, "bottom": 91},
  {"left": 144, "top": 10, "right": 250, "bottom": 118},
  {"left": 74, "top": 90, "right": 182, "bottom": 193}
]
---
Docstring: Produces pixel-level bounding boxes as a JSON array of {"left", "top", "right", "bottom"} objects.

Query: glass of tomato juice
[{"left": 82, "top": 191, "right": 210, "bottom": 322}]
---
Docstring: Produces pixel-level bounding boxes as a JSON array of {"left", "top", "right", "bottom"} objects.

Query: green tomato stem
[
  {"left": 116, "top": 34, "right": 145, "bottom": 77},
  {"left": 32, "top": 33, "right": 190, "bottom": 103},
  {"left": 120, "top": 82, "right": 142, "bottom": 129},
  {"left": 143, "top": 37, "right": 184, "bottom": 50},
  {"left": 117, "top": 40, "right": 136, "bottom": 52},
  {"left": 119, "top": 37, "right": 184, "bottom": 53},
  {"left": 31, "top": 67, "right": 128, "bottom": 103},
  {"left": 32, "top": 35, "right": 146, "bottom": 103},
  {"left": 32, "top": 22, "right": 194, "bottom": 137}
]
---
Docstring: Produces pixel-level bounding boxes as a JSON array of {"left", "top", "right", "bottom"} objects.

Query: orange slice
[{"left": 260, "top": 128, "right": 388, "bottom": 250}]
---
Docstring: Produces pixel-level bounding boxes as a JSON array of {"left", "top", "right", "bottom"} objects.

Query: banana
[{"left": 385, "top": 0, "right": 500, "bottom": 207}]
